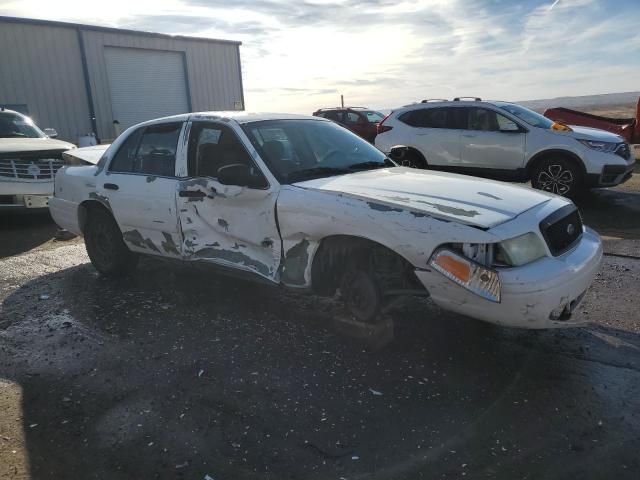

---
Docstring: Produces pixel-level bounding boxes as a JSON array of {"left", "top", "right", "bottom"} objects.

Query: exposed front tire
[
  {"left": 530, "top": 157, "right": 585, "bottom": 198},
  {"left": 84, "top": 207, "right": 138, "bottom": 276},
  {"left": 341, "top": 261, "right": 383, "bottom": 324}
]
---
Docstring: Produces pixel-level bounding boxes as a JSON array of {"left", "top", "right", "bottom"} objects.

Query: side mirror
[
  {"left": 499, "top": 121, "right": 520, "bottom": 132},
  {"left": 43, "top": 128, "right": 58, "bottom": 138},
  {"left": 217, "top": 163, "right": 266, "bottom": 188}
]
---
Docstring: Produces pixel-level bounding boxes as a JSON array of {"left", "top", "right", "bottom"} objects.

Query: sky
[{"left": 1, "top": 0, "right": 639, "bottom": 113}]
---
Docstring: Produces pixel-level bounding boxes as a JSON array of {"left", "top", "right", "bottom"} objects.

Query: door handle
[
  {"left": 104, "top": 183, "right": 119, "bottom": 190},
  {"left": 462, "top": 134, "right": 477, "bottom": 138},
  {"left": 178, "top": 190, "right": 206, "bottom": 198}
]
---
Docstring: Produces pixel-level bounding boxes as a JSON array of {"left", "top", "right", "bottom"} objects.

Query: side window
[
  {"left": 325, "top": 111, "right": 342, "bottom": 122},
  {"left": 398, "top": 108, "right": 449, "bottom": 128},
  {"left": 109, "top": 128, "right": 142, "bottom": 173},
  {"left": 136, "top": 123, "right": 182, "bottom": 176},
  {"left": 188, "top": 122, "right": 267, "bottom": 188},
  {"left": 466, "top": 108, "right": 500, "bottom": 132},
  {"left": 109, "top": 123, "right": 181, "bottom": 176},
  {"left": 345, "top": 112, "right": 360, "bottom": 124}
]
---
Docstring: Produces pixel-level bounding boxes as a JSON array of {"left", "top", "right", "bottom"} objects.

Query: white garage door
[{"left": 104, "top": 47, "right": 190, "bottom": 129}]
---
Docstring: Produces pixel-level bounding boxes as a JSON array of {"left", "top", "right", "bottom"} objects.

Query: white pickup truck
[{"left": 50, "top": 112, "right": 602, "bottom": 329}]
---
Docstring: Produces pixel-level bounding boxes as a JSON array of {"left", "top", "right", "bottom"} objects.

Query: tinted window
[
  {"left": 345, "top": 112, "right": 360, "bottom": 124},
  {"left": 497, "top": 103, "right": 553, "bottom": 129},
  {"left": 188, "top": 122, "right": 267, "bottom": 187},
  {"left": 362, "top": 110, "right": 385, "bottom": 123},
  {"left": 136, "top": 124, "right": 181, "bottom": 176},
  {"left": 324, "top": 111, "right": 343, "bottom": 122},
  {"left": 109, "top": 128, "right": 142, "bottom": 173},
  {"left": 244, "top": 119, "right": 392, "bottom": 184},
  {"left": 0, "top": 112, "right": 45, "bottom": 139},
  {"left": 109, "top": 123, "right": 181, "bottom": 176},
  {"left": 466, "top": 108, "right": 501, "bottom": 131},
  {"left": 399, "top": 108, "right": 450, "bottom": 128}
]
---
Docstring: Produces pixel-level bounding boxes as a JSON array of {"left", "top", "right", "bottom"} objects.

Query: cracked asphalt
[{"left": 1, "top": 178, "right": 640, "bottom": 479}]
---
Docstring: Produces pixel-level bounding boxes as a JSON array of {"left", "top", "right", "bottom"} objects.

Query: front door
[
  {"left": 458, "top": 107, "right": 526, "bottom": 171},
  {"left": 101, "top": 121, "right": 184, "bottom": 258},
  {"left": 176, "top": 121, "right": 282, "bottom": 281}
]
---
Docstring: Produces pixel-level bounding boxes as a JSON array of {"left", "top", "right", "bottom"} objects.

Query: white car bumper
[
  {"left": 415, "top": 228, "right": 603, "bottom": 328},
  {"left": 0, "top": 180, "right": 54, "bottom": 209}
]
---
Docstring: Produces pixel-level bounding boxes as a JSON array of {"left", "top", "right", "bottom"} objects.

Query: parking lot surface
[{"left": 1, "top": 177, "right": 640, "bottom": 479}]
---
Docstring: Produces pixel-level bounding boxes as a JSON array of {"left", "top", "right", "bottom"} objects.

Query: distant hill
[{"left": 519, "top": 91, "right": 640, "bottom": 112}]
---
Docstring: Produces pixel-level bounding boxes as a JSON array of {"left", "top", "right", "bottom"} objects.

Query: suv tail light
[{"left": 377, "top": 114, "right": 393, "bottom": 134}]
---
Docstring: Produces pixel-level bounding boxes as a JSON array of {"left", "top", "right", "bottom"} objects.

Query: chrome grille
[{"left": 0, "top": 158, "right": 64, "bottom": 180}]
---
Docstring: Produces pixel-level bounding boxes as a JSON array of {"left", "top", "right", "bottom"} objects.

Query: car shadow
[
  {"left": 1, "top": 258, "right": 639, "bottom": 479},
  {"left": 574, "top": 187, "right": 640, "bottom": 238},
  {"left": 0, "top": 211, "right": 59, "bottom": 258}
]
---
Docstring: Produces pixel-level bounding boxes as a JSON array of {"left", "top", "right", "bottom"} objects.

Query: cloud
[{"left": 1, "top": 0, "right": 638, "bottom": 113}]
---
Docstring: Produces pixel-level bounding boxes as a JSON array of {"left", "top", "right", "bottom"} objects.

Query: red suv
[{"left": 312, "top": 107, "right": 385, "bottom": 142}]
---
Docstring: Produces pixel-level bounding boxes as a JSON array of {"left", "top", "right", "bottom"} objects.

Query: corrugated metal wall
[
  {"left": 0, "top": 17, "right": 244, "bottom": 143},
  {"left": 81, "top": 29, "right": 244, "bottom": 140},
  {"left": 0, "top": 22, "right": 93, "bottom": 141}
]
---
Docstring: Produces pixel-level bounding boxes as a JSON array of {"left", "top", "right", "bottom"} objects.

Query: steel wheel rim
[
  {"left": 537, "top": 164, "right": 573, "bottom": 195},
  {"left": 344, "top": 271, "right": 379, "bottom": 321}
]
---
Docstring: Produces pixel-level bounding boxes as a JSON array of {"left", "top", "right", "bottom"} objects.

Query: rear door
[
  {"left": 398, "top": 107, "right": 463, "bottom": 166},
  {"left": 100, "top": 122, "right": 184, "bottom": 258},
  {"left": 176, "top": 121, "right": 282, "bottom": 281},
  {"left": 458, "top": 107, "right": 526, "bottom": 171}
]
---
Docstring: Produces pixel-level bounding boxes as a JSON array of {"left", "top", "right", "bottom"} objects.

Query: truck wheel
[
  {"left": 341, "top": 263, "right": 383, "bottom": 324},
  {"left": 84, "top": 207, "right": 138, "bottom": 276},
  {"left": 530, "top": 157, "right": 584, "bottom": 198}
]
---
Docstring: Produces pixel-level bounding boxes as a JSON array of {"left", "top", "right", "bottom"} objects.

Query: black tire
[
  {"left": 530, "top": 157, "right": 584, "bottom": 198},
  {"left": 398, "top": 149, "right": 427, "bottom": 169},
  {"left": 84, "top": 207, "right": 138, "bottom": 276},
  {"left": 341, "top": 260, "right": 383, "bottom": 324}
]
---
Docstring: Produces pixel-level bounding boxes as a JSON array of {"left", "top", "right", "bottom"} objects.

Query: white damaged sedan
[{"left": 50, "top": 112, "right": 602, "bottom": 330}]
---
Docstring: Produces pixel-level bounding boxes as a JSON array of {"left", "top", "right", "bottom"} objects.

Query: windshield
[
  {"left": 362, "top": 110, "right": 385, "bottom": 123},
  {"left": 496, "top": 103, "right": 554, "bottom": 129},
  {"left": 243, "top": 119, "right": 393, "bottom": 183},
  {"left": 0, "top": 112, "right": 45, "bottom": 139}
]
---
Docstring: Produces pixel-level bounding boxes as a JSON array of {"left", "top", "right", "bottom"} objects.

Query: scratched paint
[
  {"left": 123, "top": 230, "right": 160, "bottom": 253},
  {"left": 281, "top": 239, "right": 311, "bottom": 286},
  {"left": 88, "top": 192, "right": 111, "bottom": 210},
  {"left": 193, "top": 247, "right": 271, "bottom": 277},
  {"left": 161, "top": 232, "right": 180, "bottom": 256}
]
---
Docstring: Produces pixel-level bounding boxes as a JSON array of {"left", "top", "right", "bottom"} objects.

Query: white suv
[{"left": 375, "top": 98, "right": 636, "bottom": 197}]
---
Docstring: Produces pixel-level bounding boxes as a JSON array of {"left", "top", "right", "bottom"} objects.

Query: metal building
[{"left": 0, "top": 16, "right": 244, "bottom": 142}]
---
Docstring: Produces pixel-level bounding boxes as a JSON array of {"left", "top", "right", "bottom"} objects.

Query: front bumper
[
  {"left": 415, "top": 228, "right": 603, "bottom": 328},
  {"left": 583, "top": 148, "right": 636, "bottom": 187},
  {"left": 0, "top": 181, "right": 54, "bottom": 210}
]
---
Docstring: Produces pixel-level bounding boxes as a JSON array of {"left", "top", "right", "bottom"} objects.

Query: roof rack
[
  {"left": 315, "top": 106, "right": 368, "bottom": 111},
  {"left": 420, "top": 99, "right": 448, "bottom": 103},
  {"left": 453, "top": 97, "right": 482, "bottom": 101}
]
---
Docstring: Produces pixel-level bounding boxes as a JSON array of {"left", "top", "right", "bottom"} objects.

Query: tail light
[{"left": 377, "top": 114, "right": 393, "bottom": 134}]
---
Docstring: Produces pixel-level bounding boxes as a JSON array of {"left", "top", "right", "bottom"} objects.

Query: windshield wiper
[
  {"left": 347, "top": 160, "right": 392, "bottom": 171},
  {"left": 0, "top": 133, "right": 28, "bottom": 138},
  {"left": 287, "top": 167, "right": 351, "bottom": 182}
]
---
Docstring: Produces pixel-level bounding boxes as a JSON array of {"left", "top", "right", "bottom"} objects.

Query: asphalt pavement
[{"left": 1, "top": 180, "right": 639, "bottom": 479}]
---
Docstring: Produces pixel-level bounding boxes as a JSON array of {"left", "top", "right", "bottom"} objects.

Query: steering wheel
[{"left": 320, "top": 149, "right": 341, "bottom": 164}]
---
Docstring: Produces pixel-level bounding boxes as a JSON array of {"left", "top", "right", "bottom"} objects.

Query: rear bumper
[
  {"left": 48, "top": 196, "right": 82, "bottom": 235},
  {"left": 415, "top": 228, "right": 602, "bottom": 328}
]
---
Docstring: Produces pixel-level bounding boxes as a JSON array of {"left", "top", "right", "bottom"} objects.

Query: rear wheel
[
  {"left": 84, "top": 207, "right": 138, "bottom": 276},
  {"left": 530, "top": 157, "right": 584, "bottom": 198}
]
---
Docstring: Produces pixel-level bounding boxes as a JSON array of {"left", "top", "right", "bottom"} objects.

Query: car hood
[
  {"left": 62, "top": 144, "right": 110, "bottom": 165},
  {"left": 0, "top": 137, "right": 76, "bottom": 154},
  {"left": 292, "top": 167, "right": 557, "bottom": 229},
  {"left": 568, "top": 125, "right": 624, "bottom": 143}
]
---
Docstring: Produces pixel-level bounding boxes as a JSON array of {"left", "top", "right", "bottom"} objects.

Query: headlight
[
  {"left": 429, "top": 249, "right": 501, "bottom": 302},
  {"left": 577, "top": 139, "right": 617, "bottom": 153},
  {"left": 496, "top": 232, "right": 546, "bottom": 267}
]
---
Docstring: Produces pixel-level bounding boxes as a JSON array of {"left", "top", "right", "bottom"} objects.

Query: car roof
[
  {"left": 134, "top": 111, "right": 330, "bottom": 128},
  {"left": 0, "top": 108, "right": 24, "bottom": 117},
  {"left": 397, "top": 100, "right": 514, "bottom": 110}
]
